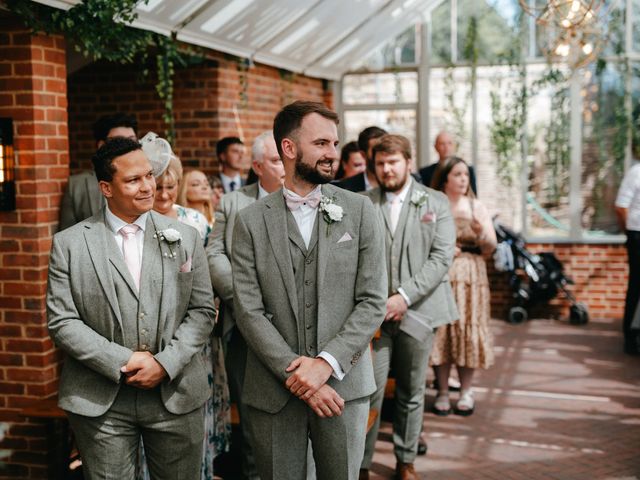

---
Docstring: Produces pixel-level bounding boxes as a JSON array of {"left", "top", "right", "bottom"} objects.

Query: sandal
[
  {"left": 454, "top": 390, "right": 475, "bottom": 416},
  {"left": 432, "top": 392, "right": 451, "bottom": 416}
]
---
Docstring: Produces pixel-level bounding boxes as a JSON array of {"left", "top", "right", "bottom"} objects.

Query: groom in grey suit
[
  {"left": 47, "top": 137, "right": 216, "bottom": 479},
  {"left": 207, "top": 130, "right": 285, "bottom": 479},
  {"left": 360, "top": 135, "right": 458, "bottom": 480},
  {"left": 231, "top": 101, "right": 387, "bottom": 480}
]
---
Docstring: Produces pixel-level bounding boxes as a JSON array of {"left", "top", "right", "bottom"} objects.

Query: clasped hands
[
  {"left": 121, "top": 351, "right": 167, "bottom": 389},
  {"left": 285, "top": 356, "right": 344, "bottom": 418}
]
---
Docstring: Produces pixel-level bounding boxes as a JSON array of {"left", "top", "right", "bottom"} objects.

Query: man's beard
[
  {"left": 380, "top": 171, "right": 409, "bottom": 193},
  {"left": 294, "top": 150, "right": 335, "bottom": 185}
]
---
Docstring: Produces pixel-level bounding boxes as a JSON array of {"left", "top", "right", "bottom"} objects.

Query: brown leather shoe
[
  {"left": 396, "top": 462, "right": 419, "bottom": 480},
  {"left": 358, "top": 468, "right": 370, "bottom": 480}
]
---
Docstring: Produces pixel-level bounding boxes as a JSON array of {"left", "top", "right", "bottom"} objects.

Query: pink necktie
[
  {"left": 283, "top": 188, "right": 322, "bottom": 211},
  {"left": 389, "top": 196, "right": 402, "bottom": 233},
  {"left": 119, "top": 224, "right": 141, "bottom": 290}
]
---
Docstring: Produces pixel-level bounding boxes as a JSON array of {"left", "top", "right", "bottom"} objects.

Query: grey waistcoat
[
  {"left": 109, "top": 249, "right": 162, "bottom": 354},
  {"left": 286, "top": 211, "right": 320, "bottom": 357}
]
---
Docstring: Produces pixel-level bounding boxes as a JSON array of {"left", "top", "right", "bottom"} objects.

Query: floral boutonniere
[
  {"left": 410, "top": 190, "right": 429, "bottom": 208},
  {"left": 319, "top": 195, "right": 344, "bottom": 235},
  {"left": 154, "top": 228, "right": 182, "bottom": 259}
]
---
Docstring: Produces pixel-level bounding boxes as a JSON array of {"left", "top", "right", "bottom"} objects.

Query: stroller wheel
[
  {"left": 569, "top": 303, "right": 589, "bottom": 325},
  {"left": 508, "top": 306, "right": 528, "bottom": 324}
]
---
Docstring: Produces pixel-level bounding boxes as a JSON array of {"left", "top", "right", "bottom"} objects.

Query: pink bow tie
[{"left": 283, "top": 188, "right": 322, "bottom": 211}]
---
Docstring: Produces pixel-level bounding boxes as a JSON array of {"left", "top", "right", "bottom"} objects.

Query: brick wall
[
  {"left": 489, "top": 243, "right": 628, "bottom": 323},
  {"left": 0, "top": 15, "right": 67, "bottom": 480},
  {"left": 67, "top": 50, "right": 330, "bottom": 174}
]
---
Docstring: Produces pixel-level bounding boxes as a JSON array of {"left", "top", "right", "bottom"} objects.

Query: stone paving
[{"left": 368, "top": 317, "right": 640, "bottom": 479}]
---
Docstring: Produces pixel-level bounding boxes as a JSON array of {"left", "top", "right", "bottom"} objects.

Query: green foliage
[{"left": 6, "top": 0, "right": 195, "bottom": 142}]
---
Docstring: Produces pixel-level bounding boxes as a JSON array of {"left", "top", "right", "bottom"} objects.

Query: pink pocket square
[
  {"left": 179, "top": 257, "right": 192, "bottom": 273},
  {"left": 421, "top": 211, "right": 437, "bottom": 223},
  {"left": 337, "top": 232, "right": 353, "bottom": 243}
]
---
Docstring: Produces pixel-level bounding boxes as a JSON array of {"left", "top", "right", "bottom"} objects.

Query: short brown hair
[
  {"left": 371, "top": 134, "right": 412, "bottom": 163},
  {"left": 273, "top": 101, "right": 339, "bottom": 157}
]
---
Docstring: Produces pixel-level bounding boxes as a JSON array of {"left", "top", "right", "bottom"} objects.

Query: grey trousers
[
  {"left": 67, "top": 385, "right": 204, "bottom": 480},
  {"left": 246, "top": 395, "right": 368, "bottom": 480},
  {"left": 361, "top": 322, "right": 434, "bottom": 467}
]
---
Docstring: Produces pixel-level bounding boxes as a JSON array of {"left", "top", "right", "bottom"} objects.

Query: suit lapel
[
  {"left": 264, "top": 193, "right": 299, "bottom": 322},
  {"left": 84, "top": 214, "right": 124, "bottom": 330},
  {"left": 147, "top": 212, "right": 173, "bottom": 340},
  {"left": 377, "top": 189, "right": 393, "bottom": 234},
  {"left": 139, "top": 214, "right": 163, "bottom": 303},
  {"left": 394, "top": 180, "right": 414, "bottom": 239},
  {"left": 317, "top": 185, "right": 344, "bottom": 290}
]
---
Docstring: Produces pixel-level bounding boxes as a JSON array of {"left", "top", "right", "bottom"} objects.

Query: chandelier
[{"left": 518, "top": 1, "right": 609, "bottom": 69}]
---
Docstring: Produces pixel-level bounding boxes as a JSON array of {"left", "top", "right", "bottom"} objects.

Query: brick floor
[{"left": 369, "top": 317, "right": 640, "bottom": 479}]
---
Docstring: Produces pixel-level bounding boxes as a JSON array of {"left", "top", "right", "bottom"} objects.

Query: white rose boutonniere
[
  {"left": 410, "top": 190, "right": 429, "bottom": 208},
  {"left": 155, "top": 228, "right": 182, "bottom": 259},
  {"left": 319, "top": 196, "right": 344, "bottom": 235}
]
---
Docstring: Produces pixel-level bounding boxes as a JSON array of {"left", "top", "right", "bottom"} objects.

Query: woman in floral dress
[{"left": 429, "top": 156, "right": 497, "bottom": 416}]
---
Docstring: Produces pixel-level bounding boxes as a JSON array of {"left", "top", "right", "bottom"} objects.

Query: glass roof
[{"left": 33, "top": 0, "right": 445, "bottom": 79}]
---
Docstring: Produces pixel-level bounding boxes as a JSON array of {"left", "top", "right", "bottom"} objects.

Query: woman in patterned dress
[
  {"left": 137, "top": 156, "right": 230, "bottom": 480},
  {"left": 429, "top": 157, "right": 497, "bottom": 416}
]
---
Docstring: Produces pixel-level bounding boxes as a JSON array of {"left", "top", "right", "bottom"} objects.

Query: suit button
[
  {"left": 140, "top": 344, "right": 149, "bottom": 351},
  {"left": 305, "top": 302, "right": 312, "bottom": 308},
  {"left": 139, "top": 312, "right": 145, "bottom": 319},
  {"left": 308, "top": 346, "right": 314, "bottom": 352},
  {"left": 305, "top": 258, "right": 313, "bottom": 264},
  {"left": 141, "top": 328, "right": 148, "bottom": 335},
  {"left": 304, "top": 280, "right": 312, "bottom": 286},
  {"left": 306, "top": 324, "right": 312, "bottom": 329}
]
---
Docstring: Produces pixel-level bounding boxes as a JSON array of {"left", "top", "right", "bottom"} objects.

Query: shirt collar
[
  {"left": 105, "top": 204, "right": 148, "bottom": 234},
  {"left": 282, "top": 184, "right": 321, "bottom": 201},
  {"left": 220, "top": 172, "right": 241, "bottom": 186},
  {"left": 384, "top": 177, "right": 412, "bottom": 204},
  {"left": 257, "top": 182, "right": 269, "bottom": 199}
]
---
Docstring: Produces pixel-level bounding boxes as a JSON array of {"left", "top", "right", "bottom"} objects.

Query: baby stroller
[{"left": 493, "top": 219, "right": 589, "bottom": 325}]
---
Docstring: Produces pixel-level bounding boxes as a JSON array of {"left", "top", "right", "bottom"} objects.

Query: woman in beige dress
[{"left": 430, "top": 156, "right": 497, "bottom": 416}]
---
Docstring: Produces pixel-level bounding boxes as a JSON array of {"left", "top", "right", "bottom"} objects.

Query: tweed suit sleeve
[
  {"left": 321, "top": 196, "right": 387, "bottom": 375},
  {"left": 399, "top": 193, "right": 456, "bottom": 304},
  {"left": 206, "top": 194, "right": 234, "bottom": 306},
  {"left": 231, "top": 211, "right": 299, "bottom": 382},
  {"left": 47, "top": 234, "right": 133, "bottom": 383},
  {"left": 154, "top": 230, "right": 217, "bottom": 380}
]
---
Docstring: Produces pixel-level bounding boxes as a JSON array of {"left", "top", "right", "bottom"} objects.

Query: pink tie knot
[{"left": 120, "top": 224, "right": 140, "bottom": 238}]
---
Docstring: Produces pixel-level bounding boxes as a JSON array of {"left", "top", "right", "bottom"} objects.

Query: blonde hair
[{"left": 177, "top": 169, "right": 215, "bottom": 224}]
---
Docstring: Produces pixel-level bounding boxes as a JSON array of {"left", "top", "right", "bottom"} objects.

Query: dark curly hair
[{"left": 92, "top": 137, "right": 141, "bottom": 182}]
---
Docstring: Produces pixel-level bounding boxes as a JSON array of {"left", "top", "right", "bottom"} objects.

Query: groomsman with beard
[
  {"left": 231, "top": 101, "right": 387, "bottom": 480},
  {"left": 360, "top": 134, "right": 458, "bottom": 480}
]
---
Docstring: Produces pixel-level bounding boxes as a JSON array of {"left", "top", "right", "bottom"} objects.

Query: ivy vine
[{"left": 6, "top": 0, "right": 192, "bottom": 143}]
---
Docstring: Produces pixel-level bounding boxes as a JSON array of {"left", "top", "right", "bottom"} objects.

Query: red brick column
[{"left": 0, "top": 15, "right": 67, "bottom": 479}]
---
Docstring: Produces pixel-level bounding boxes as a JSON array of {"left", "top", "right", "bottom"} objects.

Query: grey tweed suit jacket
[
  {"left": 365, "top": 179, "right": 458, "bottom": 328},
  {"left": 231, "top": 184, "right": 387, "bottom": 414},
  {"left": 207, "top": 182, "right": 259, "bottom": 337},
  {"left": 47, "top": 209, "right": 216, "bottom": 417}
]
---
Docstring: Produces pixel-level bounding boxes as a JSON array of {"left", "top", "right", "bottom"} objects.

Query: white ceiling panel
[{"left": 32, "top": 0, "right": 446, "bottom": 79}]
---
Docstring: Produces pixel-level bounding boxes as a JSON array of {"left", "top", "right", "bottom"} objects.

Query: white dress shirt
[
  {"left": 384, "top": 179, "right": 412, "bottom": 307},
  {"left": 283, "top": 185, "right": 345, "bottom": 380},
  {"left": 616, "top": 162, "right": 640, "bottom": 231},
  {"left": 104, "top": 205, "right": 148, "bottom": 260},
  {"left": 220, "top": 172, "right": 242, "bottom": 193}
]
